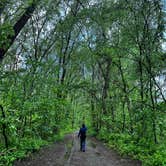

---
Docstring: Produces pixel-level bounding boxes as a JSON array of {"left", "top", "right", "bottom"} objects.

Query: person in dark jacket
[{"left": 78, "top": 124, "right": 87, "bottom": 152}]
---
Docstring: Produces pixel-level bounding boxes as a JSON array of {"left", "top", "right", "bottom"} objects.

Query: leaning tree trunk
[{"left": 0, "top": 1, "right": 37, "bottom": 61}]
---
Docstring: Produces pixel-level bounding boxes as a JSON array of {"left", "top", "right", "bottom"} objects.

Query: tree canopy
[{"left": 0, "top": 0, "right": 166, "bottom": 165}]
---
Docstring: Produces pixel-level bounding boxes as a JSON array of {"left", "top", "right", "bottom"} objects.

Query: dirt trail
[{"left": 14, "top": 133, "right": 141, "bottom": 166}]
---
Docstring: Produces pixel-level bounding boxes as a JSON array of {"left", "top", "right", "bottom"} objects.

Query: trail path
[{"left": 14, "top": 133, "right": 141, "bottom": 166}]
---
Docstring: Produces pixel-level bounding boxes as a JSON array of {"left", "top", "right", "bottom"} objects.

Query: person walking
[{"left": 78, "top": 124, "right": 87, "bottom": 152}]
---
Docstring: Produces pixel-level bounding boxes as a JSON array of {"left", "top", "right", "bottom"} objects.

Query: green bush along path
[{"left": 0, "top": 0, "right": 166, "bottom": 165}]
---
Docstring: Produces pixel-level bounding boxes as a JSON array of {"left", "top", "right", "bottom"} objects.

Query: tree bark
[
  {"left": 0, "top": 105, "right": 8, "bottom": 149},
  {"left": 0, "top": 1, "right": 37, "bottom": 61},
  {"left": 116, "top": 58, "right": 133, "bottom": 133}
]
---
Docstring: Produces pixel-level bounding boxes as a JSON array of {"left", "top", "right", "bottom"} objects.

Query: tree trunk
[
  {"left": 122, "top": 101, "right": 126, "bottom": 132},
  {"left": 0, "top": 105, "right": 8, "bottom": 149},
  {"left": 117, "top": 58, "right": 133, "bottom": 133},
  {"left": 0, "top": 1, "right": 37, "bottom": 61},
  {"left": 138, "top": 57, "right": 146, "bottom": 138}
]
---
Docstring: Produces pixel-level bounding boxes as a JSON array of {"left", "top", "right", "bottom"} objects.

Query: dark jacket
[{"left": 78, "top": 126, "right": 87, "bottom": 139}]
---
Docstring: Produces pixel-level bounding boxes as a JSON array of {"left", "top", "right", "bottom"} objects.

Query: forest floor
[{"left": 14, "top": 133, "right": 141, "bottom": 166}]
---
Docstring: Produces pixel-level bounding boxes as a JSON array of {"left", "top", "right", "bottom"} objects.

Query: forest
[{"left": 0, "top": 0, "right": 166, "bottom": 165}]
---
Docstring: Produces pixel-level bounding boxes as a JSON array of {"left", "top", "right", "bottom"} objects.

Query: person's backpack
[{"left": 80, "top": 127, "right": 86, "bottom": 138}]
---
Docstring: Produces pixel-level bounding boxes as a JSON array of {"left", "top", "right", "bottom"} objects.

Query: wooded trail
[
  {"left": 14, "top": 134, "right": 141, "bottom": 166},
  {"left": 1, "top": 1, "right": 165, "bottom": 165}
]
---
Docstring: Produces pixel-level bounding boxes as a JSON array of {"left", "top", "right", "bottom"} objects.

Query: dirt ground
[{"left": 14, "top": 133, "right": 141, "bottom": 166}]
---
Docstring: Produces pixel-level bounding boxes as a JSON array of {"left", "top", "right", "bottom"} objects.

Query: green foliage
[
  {"left": 0, "top": 23, "right": 14, "bottom": 48},
  {"left": 0, "top": 0, "right": 165, "bottom": 165},
  {"left": 0, "top": 138, "right": 47, "bottom": 166},
  {"left": 0, "top": 128, "right": 73, "bottom": 166},
  {"left": 97, "top": 131, "right": 166, "bottom": 166}
]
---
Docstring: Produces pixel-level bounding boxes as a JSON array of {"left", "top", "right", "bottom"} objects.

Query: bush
[
  {"left": 0, "top": 138, "right": 48, "bottom": 166},
  {"left": 96, "top": 131, "right": 166, "bottom": 166}
]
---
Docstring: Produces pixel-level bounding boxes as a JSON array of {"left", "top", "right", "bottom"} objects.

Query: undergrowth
[
  {"left": 96, "top": 130, "right": 166, "bottom": 166},
  {"left": 0, "top": 129, "right": 72, "bottom": 166}
]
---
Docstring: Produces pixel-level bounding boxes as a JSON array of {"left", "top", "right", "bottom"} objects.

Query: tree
[{"left": 0, "top": 0, "right": 38, "bottom": 61}]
